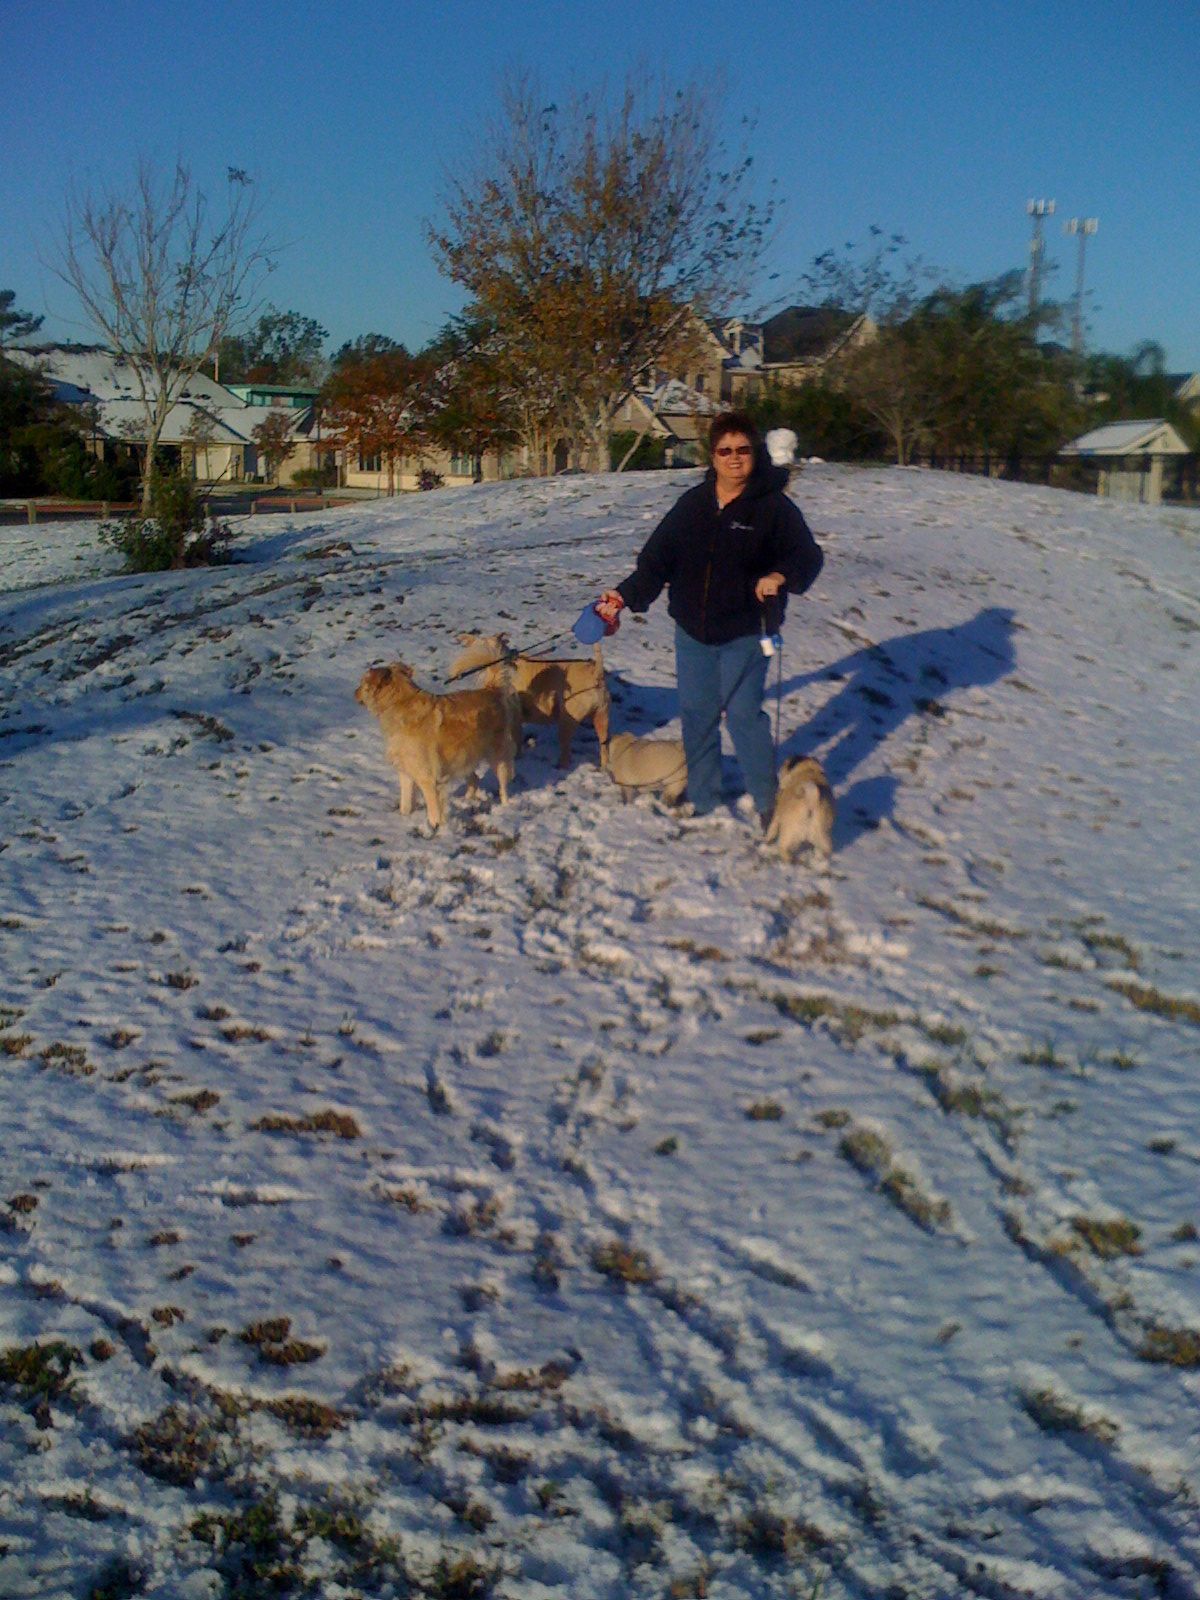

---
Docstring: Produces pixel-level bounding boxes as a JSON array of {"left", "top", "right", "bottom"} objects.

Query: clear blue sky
[{"left": 4, "top": 0, "right": 1198, "bottom": 370}]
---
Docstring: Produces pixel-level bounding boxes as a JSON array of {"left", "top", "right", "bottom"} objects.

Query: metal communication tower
[
  {"left": 1063, "top": 217, "right": 1099, "bottom": 357},
  {"left": 1026, "top": 199, "right": 1055, "bottom": 320}
]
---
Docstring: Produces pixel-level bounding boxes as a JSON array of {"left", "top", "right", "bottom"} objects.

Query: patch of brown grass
[
  {"left": 592, "top": 1238, "right": 657, "bottom": 1286},
  {"left": 1108, "top": 980, "right": 1200, "bottom": 1027},
  {"left": 239, "top": 1316, "right": 325, "bottom": 1366},
  {"left": 251, "top": 1108, "right": 361, "bottom": 1139}
]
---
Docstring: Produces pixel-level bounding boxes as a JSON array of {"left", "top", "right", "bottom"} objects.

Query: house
[
  {"left": 724, "top": 306, "right": 875, "bottom": 399},
  {"left": 1059, "top": 418, "right": 1191, "bottom": 505},
  {"left": 7, "top": 346, "right": 322, "bottom": 486},
  {"left": 609, "top": 377, "right": 719, "bottom": 465},
  {"left": 224, "top": 382, "right": 320, "bottom": 411}
]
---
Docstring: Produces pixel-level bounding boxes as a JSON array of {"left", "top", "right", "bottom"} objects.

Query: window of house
[
  {"left": 358, "top": 451, "right": 381, "bottom": 473},
  {"left": 450, "top": 454, "right": 473, "bottom": 476}
]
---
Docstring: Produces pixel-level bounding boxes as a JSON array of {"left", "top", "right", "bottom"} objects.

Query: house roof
[
  {"left": 8, "top": 346, "right": 311, "bottom": 444},
  {"left": 643, "top": 378, "right": 719, "bottom": 417},
  {"left": 92, "top": 397, "right": 247, "bottom": 446},
  {"left": 1060, "top": 419, "right": 1190, "bottom": 457},
  {"left": 761, "top": 305, "right": 862, "bottom": 365}
]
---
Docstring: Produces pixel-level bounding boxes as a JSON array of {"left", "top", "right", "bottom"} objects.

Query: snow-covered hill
[{"left": 1, "top": 467, "right": 1198, "bottom": 1599}]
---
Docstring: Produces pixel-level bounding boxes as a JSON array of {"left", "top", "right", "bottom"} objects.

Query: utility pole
[
  {"left": 1063, "top": 217, "right": 1098, "bottom": 357},
  {"left": 1026, "top": 199, "right": 1055, "bottom": 321}
]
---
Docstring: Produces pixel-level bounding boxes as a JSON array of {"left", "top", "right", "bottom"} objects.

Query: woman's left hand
[{"left": 754, "top": 571, "right": 786, "bottom": 602}]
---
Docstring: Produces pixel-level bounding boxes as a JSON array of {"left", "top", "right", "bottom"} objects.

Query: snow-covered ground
[{"left": 1, "top": 466, "right": 1198, "bottom": 1600}]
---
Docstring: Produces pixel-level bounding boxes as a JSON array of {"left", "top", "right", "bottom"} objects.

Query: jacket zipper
[{"left": 699, "top": 505, "right": 722, "bottom": 640}]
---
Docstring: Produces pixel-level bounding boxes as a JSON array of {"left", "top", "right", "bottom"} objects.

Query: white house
[
  {"left": 1059, "top": 418, "right": 1191, "bottom": 506},
  {"left": 8, "top": 347, "right": 320, "bottom": 486}
]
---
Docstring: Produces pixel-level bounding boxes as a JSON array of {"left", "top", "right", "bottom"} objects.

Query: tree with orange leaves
[
  {"left": 430, "top": 72, "right": 776, "bottom": 471},
  {"left": 321, "top": 346, "right": 432, "bottom": 494}
]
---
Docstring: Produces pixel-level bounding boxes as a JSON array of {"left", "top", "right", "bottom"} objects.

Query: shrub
[
  {"left": 609, "top": 430, "right": 668, "bottom": 471},
  {"left": 291, "top": 464, "right": 338, "bottom": 488},
  {"left": 98, "top": 469, "right": 234, "bottom": 572},
  {"left": 745, "top": 380, "right": 889, "bottom": 462},
  {"left": 417, "top": 466, "right": 444, "bottom": 490},
  {"left": 45, "top": 438, "right": 136, "bottom": 501}
]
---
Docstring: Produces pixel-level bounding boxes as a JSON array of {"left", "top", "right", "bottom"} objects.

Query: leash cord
[
  {"left": 443, "top": 629, "right": 577, "bottom": 685},
  {"left": 774, "top": 639, "right": 783, "bottom": 753}
]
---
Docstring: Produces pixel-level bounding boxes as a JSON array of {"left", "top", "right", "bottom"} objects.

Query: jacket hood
[{"left": 703, "top": 443, "right": 789, "bottom": 502}]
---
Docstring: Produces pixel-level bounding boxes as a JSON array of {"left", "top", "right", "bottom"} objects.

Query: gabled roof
[
  {"left": 9, "top": 346, "right": 240, "bottom": 409},
  {"left": 7, "top": 346, "right": 312, "bottom": 445},
  {"left": 1060, "top": 419, "right": 1190, "bottom": 457},
  {"left": 643, "top": 378, "right": 719, "bottom": 417},
  {"left": 91, "top": 397, "right": 247, "bottom": 446},
  {"left": 761, "top": 305, "right": 862, "bottom": 365}
]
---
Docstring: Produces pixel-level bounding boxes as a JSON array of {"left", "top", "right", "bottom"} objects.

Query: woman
[{"left": 596, "top": 411, "right": 823, "bottom": 824}]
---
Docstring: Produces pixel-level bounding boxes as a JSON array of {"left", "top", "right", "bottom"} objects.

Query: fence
[
  {"left": 909, "top": 452, "right": 1200, "bottom": 503},
  {"left": 0, "top": 492, "right": 355, "bottom": 526}
]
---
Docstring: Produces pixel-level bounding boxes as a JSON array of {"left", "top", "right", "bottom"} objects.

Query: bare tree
[
  {"left": 54, "top": 160, "right": 270, "bottom": 506},
  {"left": 430, "top": 73, "right": 776, "bottom": 471}
]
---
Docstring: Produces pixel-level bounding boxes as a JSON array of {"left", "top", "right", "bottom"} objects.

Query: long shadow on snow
[{"left": 782, "top": 606, "right": 1017, "bottom": 799}]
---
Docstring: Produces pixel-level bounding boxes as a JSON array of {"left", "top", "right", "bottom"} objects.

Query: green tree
[
  {"left": 422, "top": 314, "right": 518, "bottom": 480},
  {"left": 215, "top": 306, "right": 328, "bottom": 385},
  {"left": 909, "top": 273, "right": 1077, "bottom": 460},
  {"left": 330, "top": 333, "right": 403, "bottom": 370},
  {"left": 0, "top": 292, "right": 102, "bottom": 494},
  {"left": 840, "top": 272, "right": 1081, "bottom": 465},
  {"left": 744, "top": 380, "right": 888, "bottom": 461},
  {"left": 0, "top": 289, "right": 44, "bottom": 349},
  {"left": 1082, "top": 344, "right": 1200, "bottom": 448}
]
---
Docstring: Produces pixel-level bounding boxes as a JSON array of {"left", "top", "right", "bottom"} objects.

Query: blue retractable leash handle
[{"left": 572, "top": 603, "right": 613, "bottom": 646}]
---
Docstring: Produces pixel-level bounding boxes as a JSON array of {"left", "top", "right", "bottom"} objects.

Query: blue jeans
[{"left": 675, "top": 626, "right": 777, "bottom": 816}]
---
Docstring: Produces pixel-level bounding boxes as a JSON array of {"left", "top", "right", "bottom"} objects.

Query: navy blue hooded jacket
[{"left": 615, "top": 452, "right": 823, "bottom": 644}]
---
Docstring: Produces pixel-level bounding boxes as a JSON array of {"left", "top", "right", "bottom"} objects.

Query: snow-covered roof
[
  {"left": 8, "top": 346, "right": 311, "bottom": 443},
  {"left": 91, "top": 397, "right": 248, "bottom": 446},
  {"left": 642, "top": 377, "right": 719, "bottom": 416},
  {"left": 1060, "top": 419, "right": 1190, "bottom": 457}
]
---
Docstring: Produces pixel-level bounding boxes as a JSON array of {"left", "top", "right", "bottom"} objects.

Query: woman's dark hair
[{"left": 708, "top": 411, "right": 760, "bottom": 453}]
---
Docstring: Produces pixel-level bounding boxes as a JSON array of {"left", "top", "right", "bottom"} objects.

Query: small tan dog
[
  {"left": 450, "top": 633, "right": 611, "bottom": 769},
  {"left": 607, "top": 731, "right": 688, "bottom": 805},
  {"left": 765, "top": 756, "right": 835, "bottom": 861},
  {"left": 355, "top": 661, "right": 519, "bottom": 830}
]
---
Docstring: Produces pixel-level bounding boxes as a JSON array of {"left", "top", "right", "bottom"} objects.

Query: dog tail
[{"left": 764, "top": 806, "right": 779, "bottom": 844}]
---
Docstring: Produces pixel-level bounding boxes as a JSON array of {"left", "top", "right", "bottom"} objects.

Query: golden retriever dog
[
  {"left": 355, "top": 661, "right": 519, "bottom": 830},
  {"left": 450, "top": 633, "right": 611, "bottom": 769},
  {"left": 607, "top": 731, "right": 688, "bottom": 805},
  {"left": 765, "top": 756, "right": 835, "bottom": 861}
]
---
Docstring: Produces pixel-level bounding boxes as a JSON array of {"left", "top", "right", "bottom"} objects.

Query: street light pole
[
  {"left": 1063, "top": 217, "right": 1099, "bottom": 358},
  {"left": 1026, "top": 199, "right": 1056, "bottom": 321}
]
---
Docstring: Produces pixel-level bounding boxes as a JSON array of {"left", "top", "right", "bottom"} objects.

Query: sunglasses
[{"left": 714, "top": 444, "right": 753, "bottom": 458}]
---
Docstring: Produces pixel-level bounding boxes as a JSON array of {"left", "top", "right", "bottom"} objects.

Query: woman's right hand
[{"left": 596, "top": 591, "right": 625, "bottom": 626}]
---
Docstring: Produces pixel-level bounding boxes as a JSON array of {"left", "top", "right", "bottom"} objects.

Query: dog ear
[
  {"left": 781, "top": 755, "right": 799, "bottom": 773},
  {"left": 497, "top": 632, "right": 509, "bottom": 648},
  {"left": 458, "top": 633, "right": 478, "bottom": 645}
]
